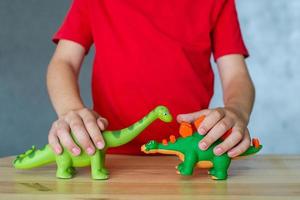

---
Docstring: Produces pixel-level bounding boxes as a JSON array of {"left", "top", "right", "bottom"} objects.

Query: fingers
[
  {"left": 197, "top": 108, "right": 225, "bottom": 135},
  {"left": 65, "top": 111, "right": 97, "bottom": 155},
  {"left": 48, "top": 123, "right": 62, "bottom": 155},
  {"left": 198, "top": 117, "right": 234, "bottom": 151},
  {"left": 213, "top": 124, "right": 245, "bottom": 156},
  {"left": 55, "top": 119, "right": 81, "bottom": 156},
  {"left": 91, "top": 110, "right": 109, "bottom": 130},
  {"left": 180, "top": 107, "right": 249, "bottom": 157},
  {"left": 97, "top": 117, "right": 109, "bottom": 131},
  {"left": 48, "top": 108, "right": 109, "bottom": 157},
  {"left": 227, "top": 129, "right": 251, "bottom": 157},
  {"left": 79, "top": 110, "right": 106, "bottom": 149},
  {"left": 177, "top": 109, "right": 210, "bottom": 123}
]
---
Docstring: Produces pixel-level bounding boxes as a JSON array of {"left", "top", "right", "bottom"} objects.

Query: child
[{"left": 47, "top": 0, "right": 255, "bottom": 158}]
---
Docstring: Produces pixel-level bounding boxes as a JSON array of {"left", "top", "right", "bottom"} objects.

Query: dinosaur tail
[
  {"left": 237, "top": 145, "right": 262, "bottom": 157},
  {"left": 234, "top": 138, "right": 263, "bottom": 159},
  {"left": 13, "top": 145, "right": 55, "bottom": 169}
]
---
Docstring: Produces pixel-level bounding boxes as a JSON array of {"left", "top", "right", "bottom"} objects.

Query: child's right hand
[{"left": 48, "top": 108, "right": 109, "bottom": 156}]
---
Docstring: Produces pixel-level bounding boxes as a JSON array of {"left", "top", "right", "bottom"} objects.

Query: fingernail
[
  {"left": 87, "top": 147, "right": 94, "bottom": 155},
  {"left": 199, "top": 142, "right": 207, "bottom": 150},
  {"left": 97, "top": 141, "right": 105, "bottom": 149},
  {"left": 228, "top": 150, "right": 235, "bottom": 157},
  {"left": 214, "top": 147, "right": 223, "bottom": 155},
  {"left": 198, "top": 127, "right": 206, "bottom": 135},
  {"left": 72, "top": 147, "right": 81, "bottom": 155}
]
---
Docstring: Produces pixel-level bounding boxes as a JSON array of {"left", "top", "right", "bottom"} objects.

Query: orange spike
[
  {"left": 170, "top": 135, "right": 176, "bottom": 143},
  {"left": 252, "top": 138, "right": 260, "bottom": 148},
  {"left": 220, "top": 128, "right": 233, "bottom": 141},
  {"left": 162, "top": 139, "right": 168, "bottom": 145},
  {"left": 179, "top": 122, "right": 193, "bottom": 138},
  {"left": 194, "top": 115, "right": 206, "bottom": 129}
]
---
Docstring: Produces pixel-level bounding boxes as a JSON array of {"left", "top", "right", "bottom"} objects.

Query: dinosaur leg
[
  {"left": 176, "top": 162, "right": 184, "bottom": 171},
  {"left": 99, "top": 150, "right": 109, "bottom": 175},
  {"left": 210, "top": 155, "right": 231, "bottom": 180},
  {"left": 208, "top": 168, "right": 216, "bottom": 176},
  {"left": 55, "top": 153, "right": 74, "bottom": 179},
  {"left": 91, "top": 150, "right": 109, "bottom": 180},
  {"left": 177, "top": 153, "right": 197, "bottom": 176},
  {"left": 67, "top": 166, "right": 76, "bottom": 176}
]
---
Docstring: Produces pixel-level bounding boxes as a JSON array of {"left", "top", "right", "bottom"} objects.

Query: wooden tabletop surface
[{"left": 0, "top": 155, "right": 299, "bottom": 200}]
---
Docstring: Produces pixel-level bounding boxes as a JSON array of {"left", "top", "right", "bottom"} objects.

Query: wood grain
[{"left": 0, "top": 155, "right": 299, "bottom": 199}]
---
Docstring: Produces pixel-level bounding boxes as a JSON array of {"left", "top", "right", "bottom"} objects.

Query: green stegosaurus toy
[{"left": 141, "top": 116, "right": 262, "bottom": 180}]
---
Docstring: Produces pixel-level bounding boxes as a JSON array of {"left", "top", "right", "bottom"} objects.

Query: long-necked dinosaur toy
[
  {"left": 13, "top": 105, "right": 172, "bottom": 180},
  {"left": 141, "top": 116, "right": 262, "bottom": 180}
]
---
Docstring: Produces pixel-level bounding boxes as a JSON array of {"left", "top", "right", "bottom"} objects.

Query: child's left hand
[{"left": 177, "top": 106, "right": 251, "bottom": 158}]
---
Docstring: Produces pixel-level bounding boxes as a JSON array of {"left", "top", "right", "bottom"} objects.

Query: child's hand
[
  {"left": 177, "top": 106, "right": 251, "bottom": 157},
  {"left": 48, "top": 108, "right": 109, "bottom": 156}
]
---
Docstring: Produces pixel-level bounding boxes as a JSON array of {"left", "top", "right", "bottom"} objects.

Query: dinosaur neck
[
  {"left": 144, "top": 142, "right": 184, "bottom": 160},
  {"left": 103, "top": 110, "right": 158, "bottom": 147},
  {"left": 157, "top": 142, "right": 182, "bottom": 151}
]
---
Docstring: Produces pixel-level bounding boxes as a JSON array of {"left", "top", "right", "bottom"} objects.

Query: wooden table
[{"left": 0, "top": 155, "right": 299, "bottom": 200}]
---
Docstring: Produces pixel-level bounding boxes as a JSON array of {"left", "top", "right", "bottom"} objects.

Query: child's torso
[{"left": 87, "top": 0, "right": 219, "bottom": 154}]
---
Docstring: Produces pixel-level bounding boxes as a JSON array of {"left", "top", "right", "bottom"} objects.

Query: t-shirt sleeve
[
  {"left": 211, "top": 0, "right": 249, "bottom": 61},
  {"left": 52, "top": 0, "right": 93, "bottom": 54}
]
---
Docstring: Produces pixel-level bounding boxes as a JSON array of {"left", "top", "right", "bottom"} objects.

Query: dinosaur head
[
  {"left": 141, "top": 140, "right": 159, "bottom": 153},
  {"left": 154, "top": 106, "right": 173, "bottom": 123},
  {"left": 13, "top": 146, "right": 37, "bottom": 167}
]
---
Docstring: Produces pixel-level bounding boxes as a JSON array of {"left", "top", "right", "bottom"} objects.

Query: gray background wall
[{"left": 0, "top": 0, "right": 299, "bottom": 157}]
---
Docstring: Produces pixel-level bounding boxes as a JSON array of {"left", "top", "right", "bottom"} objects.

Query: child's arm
[
  {"left": 47, "top": 40, "right": 108, "bottom": 156},
  {"left": 177, "top": 54, "right": 255, "bottom": 157}
]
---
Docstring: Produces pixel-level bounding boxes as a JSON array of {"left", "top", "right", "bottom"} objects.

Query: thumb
[{"left": 177, "top": 109, "right": 210, "bottom": 123}]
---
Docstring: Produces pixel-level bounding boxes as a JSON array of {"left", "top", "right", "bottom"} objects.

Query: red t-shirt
[{"left": 53, "top": 0, "right": 248, "bottom": 155}]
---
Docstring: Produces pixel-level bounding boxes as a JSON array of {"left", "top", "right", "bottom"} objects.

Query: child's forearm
[
  {"left": 223, "top": 74, "right": 255, "bottom": 122},
  {"left": 217, "top": 55, "right": 255, "bottom": 122},
  {"left": 46, "top": 40, "right": 107, "bottom": 156},
  {"left": 47, "top": 59, "right": 84, "bottom": 116},
  {"left": 47, "top": 58, "right": 107, "bottom": 154},
  {"left": 177, "top": 54, "right": 254, "bottom": 157}
]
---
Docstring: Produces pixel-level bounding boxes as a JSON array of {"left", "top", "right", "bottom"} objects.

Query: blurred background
[{"left": 0, "top": 0, "right": 299, "bottom": 157}]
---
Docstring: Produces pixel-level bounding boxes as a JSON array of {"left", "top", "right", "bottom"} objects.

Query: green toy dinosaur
[
  {"left": 141, "top": 122, "right": 262, "bottom": 180},
  {"left": 13, "top": 105, "right": 172, "bottom": 180}
]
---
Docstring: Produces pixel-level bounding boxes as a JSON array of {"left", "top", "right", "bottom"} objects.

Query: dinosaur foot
[
  {"left": 56, "top": 170, "right": 73, "bottom": 179},
  {"left": 67, "top": 167, "right": 77, "bottom": 175},
  {"left": 175, "top": 162, "right": 184, "bottom": 171},
  {"left": 176, "top": 167, "right": 193, "bottom": 176},
  {"left": 100, "top": 168, "right": 109, "bottom": 175},
  {"left": 211, "top": 176, "right": 226, "bottom": 180},
  {"left": 92, "top": 171, "right": 109, "bottom": 180},
  {"left": 208, "top": 168, "right": 215, "bottom": 175},
  {"left": 210, "top": 172, "right": 227, "bottom": 180}
]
